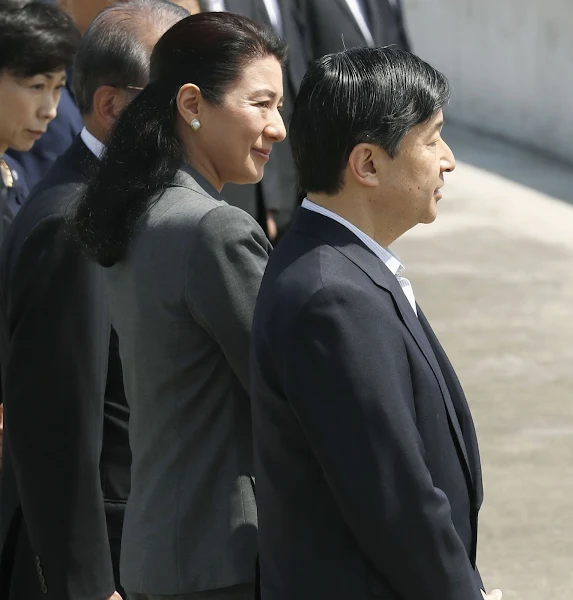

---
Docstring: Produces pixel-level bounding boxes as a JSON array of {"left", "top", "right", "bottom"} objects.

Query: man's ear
[
  {"left": 92, "top": 85, "right": 130, "bottom": 134},
  {"left": 176, "top": 83, "right": 202, "bottom": 127},
  {"left": 347, "top": 143, "right": 380, "bottom": 188}
]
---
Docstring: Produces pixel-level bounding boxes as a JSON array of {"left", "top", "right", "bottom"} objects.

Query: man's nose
[{"left": 441, "top": 140, "right": 456, "bottom": 173}]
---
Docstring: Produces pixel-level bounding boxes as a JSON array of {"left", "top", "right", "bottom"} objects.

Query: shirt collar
[
  {"left": 80, "top": 127, "right": 106, "bottom": 160},
  {"left": 301, "top": 198, "right": 405, "bottom": 277}
]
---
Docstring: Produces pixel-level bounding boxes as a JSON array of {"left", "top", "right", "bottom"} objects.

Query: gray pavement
[{"left": 392, "top": 125, "right": 573, "bottom": 599}]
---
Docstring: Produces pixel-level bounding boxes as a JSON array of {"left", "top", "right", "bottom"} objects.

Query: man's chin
[{"left": 421, "top": 206, "right": 438, "bottom": 224}]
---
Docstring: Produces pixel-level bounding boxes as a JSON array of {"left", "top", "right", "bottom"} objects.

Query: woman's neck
[{"left": 186, "top": 156, "right": 224, "bottom": 193}]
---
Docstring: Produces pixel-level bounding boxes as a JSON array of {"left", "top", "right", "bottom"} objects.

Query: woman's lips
[{"left": 252, "top": 148, "right": 271, "bottom": 162}]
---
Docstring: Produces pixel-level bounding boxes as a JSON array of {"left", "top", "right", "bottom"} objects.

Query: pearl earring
[{"left": 190, "top": 119, "right": 201, "bottom": 131}]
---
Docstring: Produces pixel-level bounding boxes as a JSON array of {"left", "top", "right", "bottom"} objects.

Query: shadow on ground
[{"left": 443, "top": 121, "right": 573, "bottom": 206}]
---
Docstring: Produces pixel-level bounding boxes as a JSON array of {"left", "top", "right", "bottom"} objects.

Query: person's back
[
  {"left": 0, "top": 2, "right": 189, "bottom": 598},
  {"left": 71, "top": 12, "right": 287, "bottom": 599},
  {"left": 107, "top": 171, "right": 264, "bottom": 592}
]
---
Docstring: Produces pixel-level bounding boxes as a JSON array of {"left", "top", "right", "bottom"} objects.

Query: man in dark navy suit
[
  {"left": 0, "top": 2, "right": 188, "bottom": 599},
  {"left": 251, "top": 47, "right": 502, "bottom": 600}
]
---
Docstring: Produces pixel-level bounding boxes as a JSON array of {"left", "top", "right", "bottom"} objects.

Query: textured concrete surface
[
  {"left": 402, "top": 0, "right": 573, "bottom": 162},
  {"left": 392, "top": 124, "right": 573, "bottom": 598}
]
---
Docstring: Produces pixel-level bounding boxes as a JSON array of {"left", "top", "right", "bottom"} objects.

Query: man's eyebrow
[{"left": 432, "top": 118, "right": 444, "bottom": 132}]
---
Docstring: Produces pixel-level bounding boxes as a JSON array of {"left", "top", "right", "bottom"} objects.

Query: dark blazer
[
  {"left": 250, "top": 208, "right": 484, "bottom": 600},
  {"left": 7, "top": 88, "right": 83, "bottom": 191},
  {"left": 221, "top": 0, "right": 309, "bottom": 234},
  {"left": 297, "top": 0, "right": 411, "bottom": 59},
  {"left": 0, "top": 136, "right": 130, "bottom": 600},
  {"left": 107, "top": 167, "right": 270, "bottom": 595},
  {"left": 2, "top": 155, "right": 30, "bottom": 219},
  {"left": 0, "top": 168, "right": 12, "bottom": 249}
]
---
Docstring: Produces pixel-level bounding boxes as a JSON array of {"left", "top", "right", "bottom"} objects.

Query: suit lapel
[
  {"left": 364, "top": 0, "right": 402, "bottom": 48},
  {"left": 335, "top": 0, "right": 374, "bottom": 47},
  {"left": 66, "top": 136, "right": 97, "bottom": 180},
  {"left": 291, "top": 208, "right": 475, "bottom": 491},
  {"left": 277, "top": 0, "right": 307, "bottom": 94},
  {"left": 417, "top": 309, "right": 483, "bottom": 501},
  {"left": 364, "top": 0, "right": 385, "bottom": 45},
  {"left": 395, "top": 298, "right": 474, "bottom": 489}
]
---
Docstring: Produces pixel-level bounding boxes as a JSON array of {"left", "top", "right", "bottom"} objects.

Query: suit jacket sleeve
[
  {"left": 185, "top": 204, "right": 271, "bottom": 393},
  {"left": 283, "top": 282, "right": 483, "bottom": 600},
  {"left": 3, "top": 216, "right": 115, "bottom": 600}
]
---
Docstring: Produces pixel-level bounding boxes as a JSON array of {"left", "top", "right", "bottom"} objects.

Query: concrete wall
[{"left": 402, "top": 0, "right": 573, "bottom": 163}]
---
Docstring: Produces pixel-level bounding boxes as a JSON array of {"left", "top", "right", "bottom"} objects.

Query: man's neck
[
  {"left": 82, "top": 115, "right": 107, "bottom": 145},
  {"left": 306, "top": 191, "right": 403, "bottom": 247}
]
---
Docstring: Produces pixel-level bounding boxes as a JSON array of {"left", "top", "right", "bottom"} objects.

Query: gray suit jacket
[{"left": 106, "top": 167, "right": 271, "bottom": 594}]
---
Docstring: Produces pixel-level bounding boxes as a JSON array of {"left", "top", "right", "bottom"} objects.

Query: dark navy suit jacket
[
  {"left": 251, "top": 208, "right": 484, "bottom": 600},
  {"left": 0, "top": 137, "right": 130, "bottom": 600}
]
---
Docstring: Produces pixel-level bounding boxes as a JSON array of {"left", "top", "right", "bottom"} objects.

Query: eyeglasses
[{"left": 110, "top": 85, "right": 145, "bottom": 92}]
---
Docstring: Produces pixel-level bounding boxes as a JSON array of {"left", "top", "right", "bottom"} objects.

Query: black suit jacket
[
  {"left": 0, "top": 136, "right": 130, "bottom": 600},
  {"left": 297, "top": 0, "right": 411, "bottom": 59},
  {"left": 251, "top": 208, "right": 484, "bottom": 600},
  {"left": 221, "top": 0, "right": 309, "bottom": 233}
]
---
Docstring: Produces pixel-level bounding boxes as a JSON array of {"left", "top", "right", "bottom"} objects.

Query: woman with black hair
[
  {"left": 72, "top": 12, "right": 286, "bottom": 600},
  {"left": 0, "top": 1, "right": 80, "bottom": 241}
]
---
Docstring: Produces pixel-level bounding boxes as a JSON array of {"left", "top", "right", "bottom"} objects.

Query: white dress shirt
[
  {"left": 261, "top": 0, "right": 283, "bottom": 35},
  {"left": 80, "top": 127, "right": 105, "bottom": 160},
  {"left": 344, "top": 0, "right": 375, "bottom": 47},
  {"left": 302, "top": 198, "right": 417, "bottom": 315},
  {"left": 202, "top": 0, "right": 226, "bottom": 11}
]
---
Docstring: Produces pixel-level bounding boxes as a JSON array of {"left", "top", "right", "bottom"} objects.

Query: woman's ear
[{"left": 176, "top": 83, "right": 202, "bottom": 126}]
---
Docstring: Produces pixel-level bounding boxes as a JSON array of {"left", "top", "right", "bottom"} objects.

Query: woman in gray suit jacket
[{"left": 71, "top": 13, "right": 287, "bottom": 600}]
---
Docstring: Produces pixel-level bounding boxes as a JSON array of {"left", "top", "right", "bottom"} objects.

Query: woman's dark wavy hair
[
  {"left": 0, "top": 2, "right": 80, "bottom": 76},
  {"left": 71, "top": 12, "right": 287, "bottom": 267}
]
